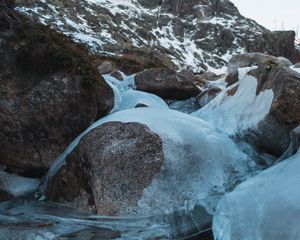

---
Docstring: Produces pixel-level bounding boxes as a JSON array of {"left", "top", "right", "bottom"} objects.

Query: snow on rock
[
  {"left": 192, "top": 74, "right": 274, "bottom": 136},
  {"left": 39, "top": 107, "right": 259, "bottom": 215},
  {"left": 16, "top": 0, "right": 267, "bottom": 72},
  {"left": 213, "top": 150, "right": 300, "bottom": 240}
]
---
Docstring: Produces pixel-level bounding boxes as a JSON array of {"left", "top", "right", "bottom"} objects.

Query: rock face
[
  {"left": 135, "top": 68, "right": 201, "bottom": 100},
  {"left": 246, "top": 62, "right": 300, "bottom": 157},
  {"left": 45, "top": 122, "right": 164, "bottom": 216},
  {"left": 0, "top": 12, "right": 114, "bottom": 175},
  {"left": 16, "top": 0, "right": 267, "bottom": 71},
  {"left": 247, "top": 31, "right": 300, "bottom": 63},
  {"left": 226, "top": 53, "right": 293, "bottom": 86}
]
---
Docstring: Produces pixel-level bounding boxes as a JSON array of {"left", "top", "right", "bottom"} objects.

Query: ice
[
  {"left": 0, "top": 171, "right": 40, "bottom": 197},
  {"left": 192, "top": 74, "right": 274, "bottom": 136},
  {"left": 40, "top": 107, "right": 259, "bottom": 216},
  {"left": 103, "top": 73, "right": 168, "bottom": 112},
  {"left": 213, "top": 149, "right": 300, "bottom": 240}
]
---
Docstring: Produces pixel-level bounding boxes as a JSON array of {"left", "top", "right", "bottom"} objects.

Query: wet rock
[
  {"left": 135, "top": 68, "right": 201, "bottom": 100},
  {"left": 245, "top": 62, "right": 300, "bottom": 157},
  {"left": 0, "top": 16, "right": 114, "bottom": 175},
  {"left": 195, "top": 86, "right": 222, "bottom": 108},
  {"left": 226, "top": 53, "right": 292, "bottom": 86},
  {"left": 45, "top": 122, "right": 164, "bottom": 216}
]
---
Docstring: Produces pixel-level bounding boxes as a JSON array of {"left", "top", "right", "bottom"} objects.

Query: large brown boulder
[
  {"left": 45, "top": 122, "right": 164, "bottom": 216},
  {"left": 247, "top": 31, "right": 300, "bottom": 63},
  {"left": 0, "top": 14, "right": 114, "bottom": 176},
  {"left": 135, "top": 68, "right": 201, "bottom": 100},
  {"left": 245, "top": 62, "right": 300, "bottom": 157},
  {"left": 226, "top": 53, "right": 292, "bottom": 86}
]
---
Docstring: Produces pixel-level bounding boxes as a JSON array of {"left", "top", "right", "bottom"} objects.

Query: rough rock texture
[
  {"left": 0, "top": 11, "right": 114, "bottom": 175},
  {"left": 16, "top": 0, "right": 267, "bottom": 72},
  {"left": 45, "top": 122, "right": 164, "bottom": 216},
  {"left": 195, "top": 86, "right": 222, "bottom": 108},
  {"left": 226, "top": 53, "right": 293, "bottom": 86},
  {"left": 135, "top": 68, "right": 201, "bottom": 100},
  {"left": 247, "top": 31, "right": 300, "bottom": 63},
  {"left": 246, "top": 62, "right": 300, "bottom": 157}
]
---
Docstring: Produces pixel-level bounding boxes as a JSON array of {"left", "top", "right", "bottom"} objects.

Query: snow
[
  {"left": 213, "top": 150, "right": 300, "bottom": 240},
  {"left": 40, "top": 107, "right": 259, "bottom": 216},
  {"left": 0, "top": 171, "right": 40, "bottom": 197},
  {"left": 192, "top": 73, "right": 274, "bottom": 136}
]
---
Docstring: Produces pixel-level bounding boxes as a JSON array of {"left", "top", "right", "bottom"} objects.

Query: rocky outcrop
[
  {"left": 16, "top": 0, "right": 267, "bottom": 71},
  {"left": 226, "top": 53, "right": 292, "bottom": 86},
  {"left": 45, "top": 122, "right": 164, "bottom": 215},
  {"left": 245, "top": 62, "right": 300, "bottom": 157},
  {"left": 247, "top": 31, "right": 300, "bottom": 63},
  {"left": 0, "top": 10, "right": 114, "bottom": 176},
  {"left": 135, "top": 68, "right": 201, "bottom": 100}
]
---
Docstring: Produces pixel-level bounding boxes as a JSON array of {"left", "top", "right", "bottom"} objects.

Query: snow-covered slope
[{"left": 16, "top": 0, "right": 267, "bottom": 72}]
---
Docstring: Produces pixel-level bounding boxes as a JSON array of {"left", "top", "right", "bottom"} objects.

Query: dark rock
[
  {"left": 110, "top": 70, "right": 124, "bottom": 81},
  {"left": 135, "top": 103, "right": 149, "bottom": 108},
  {"left": 0, "top": 15, "right": 114, "bottom": 175},
  {"left": 247, "top": 31, "right": 300, "bottom": 63},
  {"left": 97, "top": 61, "right": 114, "bottom": 74},
  {"left": 135, "top": 68, "right": 201, "bottom": 100},
  {"left": 195, "top": 86, "right": 222, "bottom": 108},
  {"left": 45, "top": 122, "right": 164, "bottom": 216},
  {"left": 245, "top": 62, "right": 300, "bottom": 157},
  {"left": 226, "top": 53, "right": 292, "bottom": 86}
]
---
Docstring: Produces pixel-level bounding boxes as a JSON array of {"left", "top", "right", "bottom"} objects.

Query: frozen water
[
  {"left": 192, "top": 74, "right": 274, "bottom": 136},
  {"left": 41, "top": 107, "right": 259, "bottom": 216},
  {"left": 213, "top": 150, "right": 300, "bottom": 240},
  {"left": 103, "top": 73, "right": 168, "bottom": 113},
  {"left": 0, "top": 171, "right": 40, "bottom": 197}
]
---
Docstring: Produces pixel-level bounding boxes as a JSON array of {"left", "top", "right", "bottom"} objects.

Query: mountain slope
[{"left": 16, "top": 0, "right": 267, "bottom": 72}]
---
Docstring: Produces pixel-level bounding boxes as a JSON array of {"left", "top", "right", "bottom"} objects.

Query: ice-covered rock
[
  {"left": 39, "top": 107, "right": 259, "bottom": 216},
  {"left": 246, "top": 63, "right": 300, "bottom": 156},
  {"left": 193, "top": 75, "right": 274, "bottom": 136},
  {"left": 0, "top": 171, "right": 40, "bottom": 200},
  {"left": 213, "top": 150, "right": 300, "bottom": 240}
]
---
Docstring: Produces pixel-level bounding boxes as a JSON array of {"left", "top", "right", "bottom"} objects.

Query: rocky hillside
[{"left": 16, "top": 0, "right": 267, "bottom": 72}]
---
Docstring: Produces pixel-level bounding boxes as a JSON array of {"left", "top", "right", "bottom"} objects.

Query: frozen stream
[{"left": 0, "top": 70, "right": 276, "bottom": 239}]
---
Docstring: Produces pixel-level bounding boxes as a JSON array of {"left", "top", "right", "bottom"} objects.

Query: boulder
[
  {"left": 110, "top": 70, "right": 124, "bottom": 81},
  {"left": 97, "top": 61, "right": 114, "bottom": 75},
  {"left": 0, "top": 15, "right": 114, "bottom": 176},
  {"left": 45, "top": 122, "right": 164, "bottom": 216},
  {"left": 245, "top": 62, "right": 300, "bottom": 157},
  {"left": 226, "top": 53, "right": 292, "bottom": 86},
  {"left": 195, "top": 86, "right": 222, "bottom": 108},
  {"left": 135, "top": 68, "right": 201, "bottom": 100},
  {"left": 247, "top": 30, "right": 300, "bottom": 63}
]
